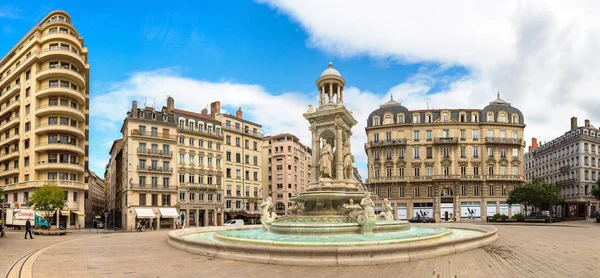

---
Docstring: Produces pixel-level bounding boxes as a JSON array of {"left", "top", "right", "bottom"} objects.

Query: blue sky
[{"left": 2, "top": 1, "right": 600, "bottom": 178}]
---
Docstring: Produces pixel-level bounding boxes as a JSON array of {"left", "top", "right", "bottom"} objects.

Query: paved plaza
[{"left": 1, "top": 221, "right": 598, "bottom": 278}]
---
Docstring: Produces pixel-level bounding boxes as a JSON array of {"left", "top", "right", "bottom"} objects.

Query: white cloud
[{"left": 259, "top": 0, "right": 600, "bottom": 147}]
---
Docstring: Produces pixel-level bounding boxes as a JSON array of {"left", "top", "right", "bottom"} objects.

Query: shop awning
[
  {"left": 71, "top": 211, "right": 84, "bottom": 215},
  {"left": 134, "top": 207, "right": 156, "bottom": 219},
  {"left": 159, "top": 207, "right": 179, "bottom": 219}
]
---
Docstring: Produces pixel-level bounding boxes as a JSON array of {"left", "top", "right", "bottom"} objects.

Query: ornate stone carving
[
  {"left": 307, "top": 104, "right": 314, "bottom": 113},
  {"left": 343, "top": 140, "right": 354, "bottom": 179},
  {"left": 344, "top": 192, "right": 377, "bottom": 234},
  {"left": 378, "top": 198, "right": 394, "bottom": 220},
  {"left": 260, "top": 196, "right": 278, "bottom": 231},
  {"left": 288, "top": 201, "right": 304, "bottom": 215}
]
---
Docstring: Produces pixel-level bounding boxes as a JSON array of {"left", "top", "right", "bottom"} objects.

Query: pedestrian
[{"left": 24, "top": 218, "right": 33, "bottom": 239}]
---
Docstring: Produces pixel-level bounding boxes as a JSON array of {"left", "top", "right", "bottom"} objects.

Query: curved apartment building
[{"left": 0, "top": 10, "right": 89, "bottom": 228}]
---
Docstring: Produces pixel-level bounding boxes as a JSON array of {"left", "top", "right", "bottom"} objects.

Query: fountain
[{"left": 167, "top": 63, "right": 498, "bottom": 266}]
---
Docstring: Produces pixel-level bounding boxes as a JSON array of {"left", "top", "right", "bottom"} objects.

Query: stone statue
[
  {"left": 288, "top": 201, "right": 304, "bottom": 215},
  {"left": 307, "top": 104, "right": 314, "bottom": 113},
  {"left": 343, "top": 192, "right": 377, "bottom": 234},
  {"left": 378, "top": 198, "right": 394, "bottom": 221},
  {"left": 260, "top": 196, "right": 278, "bottom": 231},
  {"left": 319, "top": 141, "right": 333, "bottom": 178},
  {"left": 342, "top": 140, "right": 354, "bottom": 179}
]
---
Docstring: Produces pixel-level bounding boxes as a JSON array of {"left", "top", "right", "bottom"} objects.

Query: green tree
[
  {"left": 592, "top": 179, "right": 600, "bottom": 201},
  {"left": 507, "top": 179, "right": 563, "bottom": 216},
  {"left": 0, "top": 187, "right": 3, "bottom": 203},
  {"left": 26, "top": 183, "right": 66, "bottom": 229},
  {"left": 507, "top": 183, "right": 538, "bottom": 214}
]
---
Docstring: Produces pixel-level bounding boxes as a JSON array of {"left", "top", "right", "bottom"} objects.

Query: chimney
[
  {"left": 201, "top": 108, "right": 208, "bottom": 115},
  {"left": 236, "top": 107, "right": 243, "bottom": 119},
  {"left": 531, "top": 137, "right": 538, "bottom": 151},
  {"left": 210, "top": 101, "right": 221, "bottom": 118},
  {"left": 131, "top": 101, "right": 138, "bottom": 116},
  {"left": 571, "top": 117, "right": 578, "bottom": 130},
  {"left": 167, "top": 96, "right": 174, "bottom": 114},
  {"left": 585, "top": 119, "right": 590, "bottom": 128}
]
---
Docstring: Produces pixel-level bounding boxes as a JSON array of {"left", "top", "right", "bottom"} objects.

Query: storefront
[
  {"left": 133, "top": 207, "right": 156, "bottom": 230},
  {"left": 396, "top": 203, "right": 407, "bottom": 220},
  {"left": 564, "top": 202, "right": 586, "bottom": 220},
  {"left": 413, "top": 202, "right": 433, "bottom": 218},
  {"left": 460, "top": 201, "right": 481, "bottom": 219},
  {"left": 158, "top": 207, "right": 178, "bottom": 229}
]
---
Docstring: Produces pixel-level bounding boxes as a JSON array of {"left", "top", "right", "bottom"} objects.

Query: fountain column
[
  {"left": 311, "top": 127, "right": 319, "bottom": 185},
  {"left": 336, "top": 127, "right": 343, "bottom": 180}
]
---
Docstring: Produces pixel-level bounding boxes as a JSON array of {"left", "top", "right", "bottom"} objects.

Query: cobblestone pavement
[{"left": 2, "top": 220, "right": 598, "bottom": 278}]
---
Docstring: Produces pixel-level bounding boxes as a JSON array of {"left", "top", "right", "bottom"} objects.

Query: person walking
[{"left": 24, "top": 218, "right": 33, "bottom": 239}]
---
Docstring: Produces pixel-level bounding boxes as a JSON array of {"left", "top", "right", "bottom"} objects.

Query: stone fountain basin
[
  {"left": 270, "top": 220, "right": 410, "bottom": 235},
  {"left": 167, "top": 224, "right": 498, "bottom": 266}
]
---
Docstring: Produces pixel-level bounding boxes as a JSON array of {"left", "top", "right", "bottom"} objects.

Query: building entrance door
[
  {"left": 199, "top": 210, "right": 205, "bottom": 227},
  {"left": 440, "top": 187, "right": 454, "bottom": 221}
]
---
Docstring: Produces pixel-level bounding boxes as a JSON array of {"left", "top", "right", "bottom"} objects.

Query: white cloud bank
[{"left": 259, "top": 0, "right": 600, "bottom": 141}]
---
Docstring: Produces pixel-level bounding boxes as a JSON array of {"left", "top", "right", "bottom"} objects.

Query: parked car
[
  {"left": 408, "top": 217, "right": 436, "bottom": 223},
  {"left": 223, "top": 219, "right": 245, "bottom": 226},
  {"left": 93, "top": 220, "right": 104, "bottom": 229}
]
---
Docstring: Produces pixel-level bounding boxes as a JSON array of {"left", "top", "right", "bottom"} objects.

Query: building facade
[
  {"left": 106, "top": 100, "right": 179, "bottom": 231},
  {"left": 173, "top": 105, "right": 225, "bottom": 226},
  {"left": 524, "top": 117, "right": 600, "bottom": 219},
  {"left": 365, "top": 94, "right": 525, "bottom": 222},
  {"left": 0, "top": 10, "right": 89, "bottom": 228},
  {"left": 262, "top": 133, "right": 312, "bottom": 215},
  {"left": 212, "top": 103, "right": 263, "bottom": 222},
  {"left": 85, "top": 170, "right": 105, "bottom": 226}
]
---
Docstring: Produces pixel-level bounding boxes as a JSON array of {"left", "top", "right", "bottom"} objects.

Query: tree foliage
[
  {"left": 27, "top": 183, "right": 66, "bottom": 219},
  {"left": 0, "top": 187, "right": 3, "bottom": 203},
  {"left": 507, "top": 179, "right": 563, "bottom": 214},
  {"left": 592, "top": 179, "right": 600, "bottom": 201}
]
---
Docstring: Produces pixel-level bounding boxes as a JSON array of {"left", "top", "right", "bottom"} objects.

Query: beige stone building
[
  {"left": 85, "top": 170, "right": 105, "bottom": 226},
  {"left": 525, "top": 117, "right": 600, "bottom": 219},
  {"left": 212, "top": 103, "right": 263, "bottom": 222},
  {"left": 365, "top": 94, "right": 525, "bottom": 222},
  {"left": 106, "top": 99, "right": 179, "bottom": 230},
  {"left": 173, "top": 105, "right": 225, "bottom": 226},
  {"left": 0, "top": 10, "right": 89, "bottom": 228},
  {"left": 262, "top": 133, "right": 312, "bottom": 215}
]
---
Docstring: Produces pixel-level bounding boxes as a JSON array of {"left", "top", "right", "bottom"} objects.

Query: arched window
[
  {"left": 276, "top": 203, "right": 285, "bottom": 211},
  {"left": 373, "top": 117, "right": 380, "bottom": 126},
  {"left": 443, "top": 113, "right": 449, "bottom": 122},
  {"left": 500, "top": 114, "right": 506, "bottom": 123},
  {"left": 384, "top": 115, "right": 392, "bottom": 125},
  {"left": 512, "top": 115, "right": 518, "bottom": 124},
  {"left": 397, "top": 114, "right": 404, "bottom": 124},
  {"left": 487, "top": 113, "right": 494, "bottom": 122}
]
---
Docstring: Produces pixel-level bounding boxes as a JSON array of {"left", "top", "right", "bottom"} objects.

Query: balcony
[
  {"left": 35, "top": 124, "right": 85, "bottom": 138},
  {"left": 0, "top": 100, "right": 20, "bottom": 116},
  {"left": 555, "top": 179, "right": 577, "bottom": 187},
  {"left": 35, "top": 162, "right": 85, "bottom": 173},
  {"left": 183, "top": 183, "right": 222, "bottom": 191},
  {"left": 0, "top": 116, "right": 20, "bottom": 133},
  {"left": 137, "top": 148, "right": 173, "bottom": 157},
  {"left": 36, "top": 142, "right": 85, "bottom": 155},
  {"left": 484, "top": 175, "right": 523, "bottom": 181},
  {"left": 1, "top": 180, "right": 88, "bottom": 191},
  {"left": 0, "top": 148, "right": 20, "bottom": 162},
  {"left": 137, "top": 166, "right": 173, "bottom": 173},
  {"left": 38, "top": 48, "right": 86, "bottom": 68},
  {"left": 0, "top": 133, "right": 19, "bottom": 148},
  {"left": 433, "top": 137, "right": 458, "bottom": 144},
  {"left": 130, "top": 183, "right": 177, "bottom": 192},
  {"left": 0, "top": 166, "right": 20, "bottom": 177},
  {"left": 177, "top": 126, "right": 223, "bottom": 139},
  {"left": 432, "top": 175, "right": 461, "bottom": 180},
  {"left": 130, "top": 130, "right": 177, "bottom": 141},
  {"left": 36, "top": 66, "right": 85, "bottom": 87},
  {"left": 35, "top": 105, "right": 85, "bottom": 122},
  {"left": 366, "top": 176, "right": 407, "bottom": 184},
  {"left": 0, "top": 50, "right": 39, "bottom": 88},
  {"left": 364, "top": 138, "right": 407, "bottom": 149},
  {"left": 222, "top": 125, "right": 263, "bottom": 139},
  {"left": 484, "top": 137, "right": 524, "bottom": 146},
  {"left": 36, "top": 86, "right": 86, "bottom": 104},
  {"left": 559, "top": 165, "right": 571, "bottom": 173},
  {"left": 41, "top": 31, "right": 81, "bottom": 50},
  {"left": 0, "top": 84, "right": 20, "bottom": 104}
]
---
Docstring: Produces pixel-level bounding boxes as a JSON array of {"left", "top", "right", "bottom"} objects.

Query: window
[
  {"left": 426, "top": 147, "right": 432, "bottom": 159},
  {"left": 413, "top": 114, "right": 419, "bottom": 123},
  {"left": 414, "top": 167, "right": 420, "bottom": 177},
  {"left": 474, "top": 166, "right": 479, "bottom": 176},
  {"left": 426, "top": 167, "right": 432, "bottom": 176},
  {"left": 500, "top": 114, "right": 506, "bottom": 123},
  {"left": 443, "top": 147, "right": 450, "bottom": 158},
  {"left": 500, "top": 130, "right": 506, "bottom": 138},
  {"left": 488, "top": 166, "right": 494, "bottom": 175},
  {"left": 487, "top": 147, "right": 494, "bottom": 157},
  {"left": 512, "top": 148, "right": 518, "bottom": 158},
  {"left": 488, "top": 130, "right": 494, "bottom": 138},
  {"left": 386, "top": 132, "right": 392, "bottom": 142},
  {"left": 443, "top": 113, "right": 449, "bottom": 122},
  {"left": 426, "top": 130, "right": 432, "bottom": 141},
  {"left": 487, "top": 113, "right": 494, "bottom": 122},
  {"left": 502, "top": 185, "right": 507, "bottom": 195},
  {"left": 461, "top": 146, "right": 466, "bottom": 158},
  {"left": 461, "top": 166, "right": 466, "bottom": 176},
  {"left": 473, "top": 185, "right": 480, "bottom": 196},
  {"left": 461, "top": 185, "right": 467, "bottom": 196},
  {"left": 489, "top": 185, "right": 495, "bottom": 196},
  {"left": 473, "top": 146, "right": 479, "bottom": 158},
  {"left": 414, "top": 186, "right": 420, "bottom": 197},
  {"left": 413, "top": 131, "right": 420, "bottom": 141},
  {"left": 162, "top": 194, "right": 170, "bottom": 206},
  {"left": 512, "top": 166, "right": 518, "bottom": 176},
  {"left": 373, "top": 133, "right": 379, "bottom": 143},
  {"left": 373, "top": 117, "right": 380, "bottom": 126},
  {"left": 387, "top": 186, "right": 392, "bottom": 197},
  {"left": 472, "top": 130, "right": 479, "bottom": 140},
  {"left": 384, "top": 116, "right": 392, "bottom": 125},
  {"left": 413, "top": 147, "right": 420, "bottom": 159},
  {"left": 512, "top": 131, "right": 518, "bottom": 139}
]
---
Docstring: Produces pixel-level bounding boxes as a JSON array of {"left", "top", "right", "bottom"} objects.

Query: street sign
[{"left": 104, "top": 212, "right": 109, "bottom": 218}]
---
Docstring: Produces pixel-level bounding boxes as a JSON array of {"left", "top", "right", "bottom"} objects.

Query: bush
[
  {"left": 510, "top": 213, "right": 525, "bottom": 221},
  {"left": 491, "top": 213, "right": 503, "bottom": 221}
]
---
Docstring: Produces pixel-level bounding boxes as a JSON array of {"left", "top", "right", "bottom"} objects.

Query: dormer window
[
  {"left": 499, "top": 114, "right": 506, "bottom": 123},
  {"left": 487, "top": 113, "right": 494, "bottom": 122},
  {"left": 512, "top": 115, "right": 518, "bottom": 124},
  {"left": 413, "top": 114, "right": 420, "bottom": 123},
  {"left": 373, "top": 117, "right": 380, "bottom": 126},
  {"left": 425, "top": 114, "right": 432, "bottom": 123},
  {"left": 460, "top": 114, "right": 466, "bottom": 122},
  {"left": 397, "top": 114, "right": 404, "bottom": 124},
  {"left": 384, "top": 115, "right": 392, "bottom": 125},
  {"left": 472, "top": 113, "right": 478, "bottom": 122},
  {"left": 443, "top": 113, "right": 449, "bottom": 122}
]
